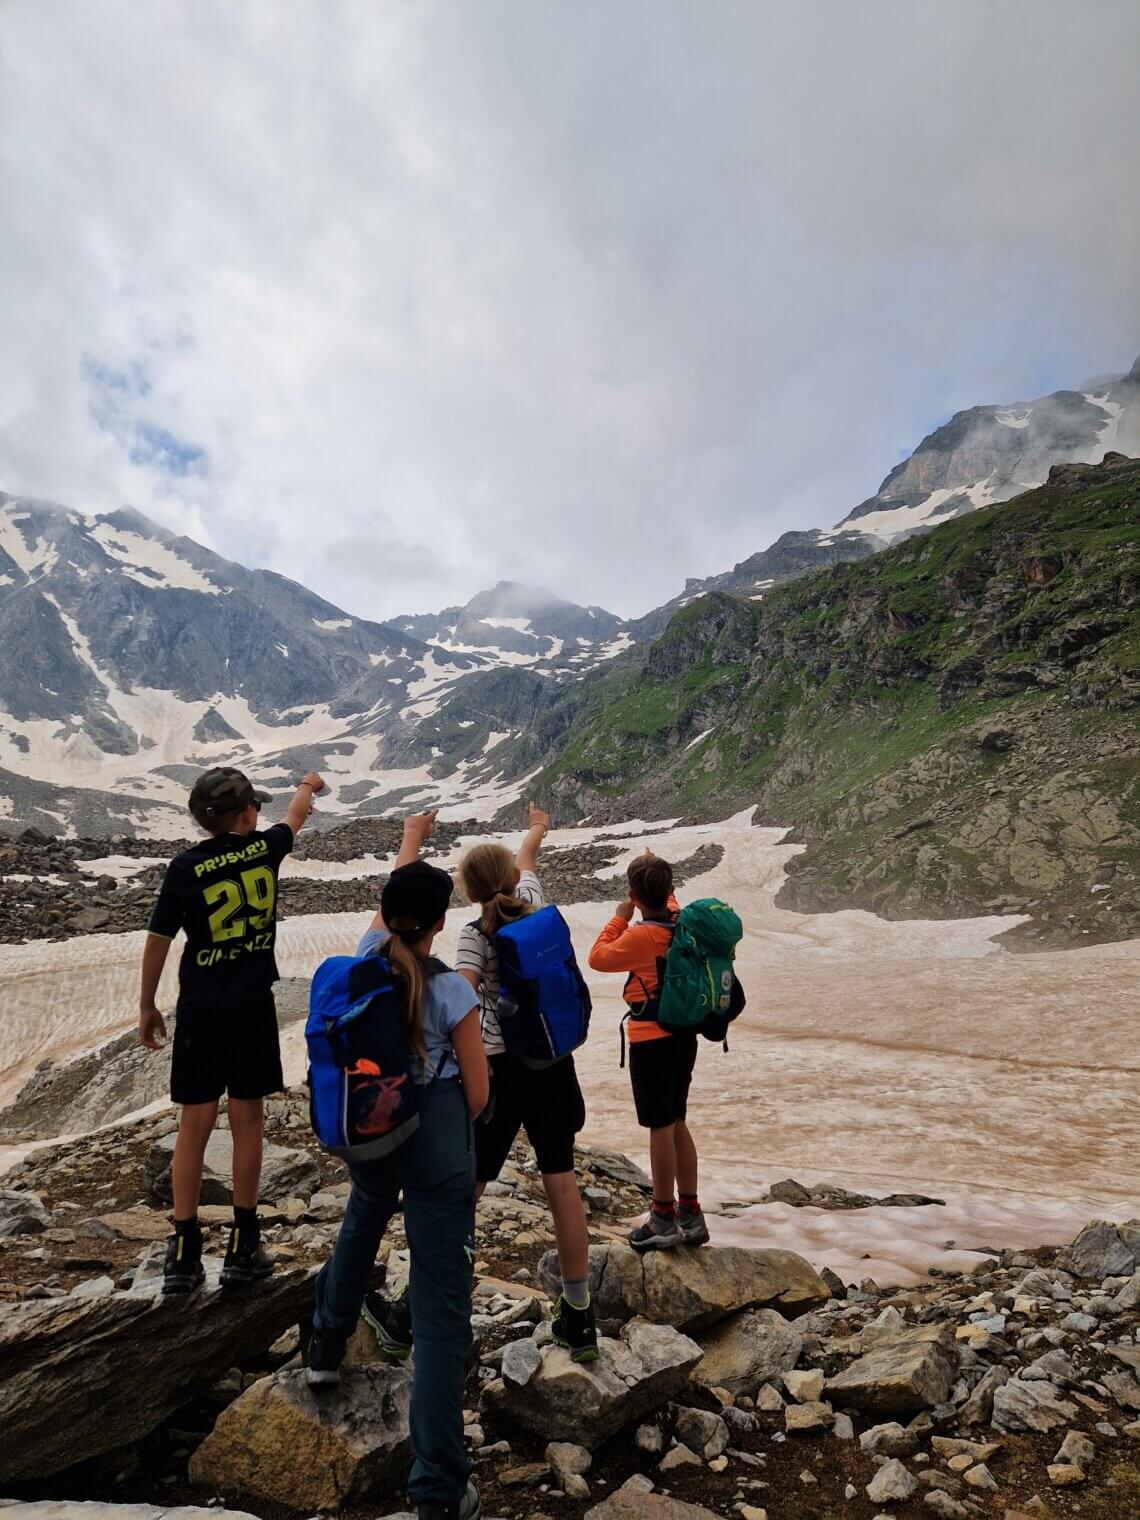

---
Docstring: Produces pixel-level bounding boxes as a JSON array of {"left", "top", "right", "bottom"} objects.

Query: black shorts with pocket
[
  {"left": 475, "top": 1050, "right": 586, "bottom": 1180},
  {"left": 170, "top": 994, "right": 284, "bottom": 1105},
  {"left": 628, "top": 1030, "right": 698, "bottom": 1130}
]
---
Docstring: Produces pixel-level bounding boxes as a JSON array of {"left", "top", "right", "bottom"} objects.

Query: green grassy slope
[{"left": 521, "top": 454, "right": 1140, "bottom": 945}]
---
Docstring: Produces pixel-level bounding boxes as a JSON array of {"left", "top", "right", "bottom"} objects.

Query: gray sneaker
[
  {"left": 678, "top": 1208, "right": 710, "bottom": 1246},
  {"left": 629, "top": 1211, "right": 682, "bottom": 1252}
]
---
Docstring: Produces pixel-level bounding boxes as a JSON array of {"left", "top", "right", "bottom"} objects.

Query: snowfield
[{"left": 2, "top": 809, "right": 1137, "bottom": 1283}]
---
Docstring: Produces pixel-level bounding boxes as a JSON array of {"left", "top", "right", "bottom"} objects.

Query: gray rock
[
  {"left": 488, "top": 1318, "right": 703, "bottom": 1445},
  {"left": 826, "top": 1324, "right": 958, "bottom": 1415},
  {"left": 0, "top": 1263, "right": 322, "bottom": 1484},
  {"left": 671, "top": 1406, "right": 728, "bottom": 1460},
  {"left": 1062, "top": 1310, "right": 1097, "bottom": 1334},
  {"left": 304, "top": 1191, "right": 345, "bottom": 1223},
  {"left": 537, "top": 1244, "right": 828, "bottom": 1332},
  {"left": 859, "top": 1422, "right": 917, "bottom": 1457},
  {"left": 1059, "top": 1220, "right": 1137, "bottom": 1280},
  {"left": 0, "top": 1506, "right": 261, "bottom": 1520},
  {"left": 1103, "top": 1371, "right": 1140, "bottom": 1412},
  {"left": 832, "top": 1412, "right": 855, "bottom": 1440},
  {"left": 956, "top": 1365, "right": 1008, "bottom": 1429},
  {"left": 658, "top": 1444, "right": 701, "bottom": 1472},
  {"left": 1054, "top": 1429, "right": 1095, "bottom": 1468},
  {"left": 546, "top": 1440, "right": 592, "bottom": 1487},
  {"left": 72, "top": 1276, "right": 115, "bottom": 1299},
  {"left": 1023, "top": 1349, "right": 1076, "bottom": 1386},
  {"left": 189, "top": 1365, "right": 411, "bottom": 1509},
  {"left": 574, "top": 1145, "right": 652, "bottom": 1193},
  {"left": 636, "top": 1424, "right": 664, "bottom": 1454},
  {"left": 691, "top": 1308, "right": 803, "bottom": 1395},
  {"left": 0, "top": 1189, "right": 52, "bottom": 1237},
  {"left": 866, "top": 1458, "right": 918, "bottom": 1504},
  {"left": 923, "top": 1494, "right": 969, "bottom": 1519},
  {"left": 584, "top": 1491, "right": 723, "bottom": 1520},
  {"left": 991, "top": 1377, "right": 1079, "bottom": 1433},
  {"left": 148, "top": 1131, "right": 319, "bottom": 1206}
]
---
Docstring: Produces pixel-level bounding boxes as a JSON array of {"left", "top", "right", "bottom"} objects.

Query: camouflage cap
[{"left": 188, "top": 767, "right": 270, "bottom": 819}]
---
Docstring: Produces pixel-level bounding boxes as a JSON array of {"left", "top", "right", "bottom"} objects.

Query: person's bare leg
[
  {"left": 542, "top": 1170, "right": 590, "bottom": 1282},
  {"left": 648, "top": 1125, "right": 678, "bottom": 1205},
  {"left": 228, "top": 1098, "right": 265, "bottom": 1210},
  {"left": 171, "top": 1101, "right": 218, "bottom": 1219},
  {"left": 674, "top": 1121, "right": 698, "bottom": 1199}
]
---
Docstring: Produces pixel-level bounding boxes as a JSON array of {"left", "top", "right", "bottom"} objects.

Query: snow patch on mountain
[{"left": 89, "top": 522, "right": 220, "bottom": 594}]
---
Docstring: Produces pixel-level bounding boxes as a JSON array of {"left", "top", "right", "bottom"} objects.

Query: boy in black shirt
[{"left": 140, "top": 765, "right": 324, "bottom": 1294}]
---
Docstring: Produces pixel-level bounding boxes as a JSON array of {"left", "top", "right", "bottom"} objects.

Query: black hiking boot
[
  {"left": 162, "top": 1228, "right": 205, "bottom": 1296},
  {"left": 418, "top": 1479, "right": 482, "bottom": 1520},
  {"left": 551, "top": 1295, "right": 599, "bottom": 1363},
  {"left": 220, "top": 1223, "right": 274, "bottom": 1288},
  {"left": 305, "top": 1324, "right": 349, "bottom": 1388},
  {"left": 362, "top": 1290, "right": 413, "bottom": 1362}
]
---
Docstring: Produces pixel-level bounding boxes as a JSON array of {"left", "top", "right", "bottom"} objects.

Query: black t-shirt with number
[{"left": 148, "top": 823, "right": 295, "bottom": 1009}]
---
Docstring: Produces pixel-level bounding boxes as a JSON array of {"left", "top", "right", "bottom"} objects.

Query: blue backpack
[
  {"left": 486, "top": 905, "right": 591, "bottom": 1069},
  {"left": 306, "top": 950, "right": 444, "bottom": 1161}
]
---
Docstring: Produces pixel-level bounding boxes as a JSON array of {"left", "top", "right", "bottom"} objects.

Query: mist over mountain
[{"left": 1, "top": 350, "right": 1136, "bottom": 838}]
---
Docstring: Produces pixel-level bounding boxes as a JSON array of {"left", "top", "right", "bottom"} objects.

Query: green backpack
[{"left": 657, "top": 898, "right": 745, "bottom": 1041}]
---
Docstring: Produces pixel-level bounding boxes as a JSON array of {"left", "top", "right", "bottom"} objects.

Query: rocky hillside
[
  {"left": 522, "top": 455, "right": 1140, "bottom": 946},
  {"left": 838, "top": 354, "right": 1140, "bottom": 542},
  {"left": 1, "top": 1100, "right": 1138, "bottom": 1520}
]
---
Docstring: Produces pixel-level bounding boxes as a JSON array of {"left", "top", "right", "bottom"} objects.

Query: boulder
[
  {"left": 785, "top": 1401, "right": 833, "bottom": 1432},
  {"left": 487, "top": 1318, "right": 703, "bottom": 1445},
  {"left": 148, "top": 1131, "right": 319, "bottom": 1205},
  {"left": 575, "top": 1145, "right": 653, "bottom": 1193},
  {"left": 584, "top": 1493, "right": 722, "bottom": 1520},
  {"left": 991, "top": 1377, "right": 1079, "bottom": 1433},
  {"left": 1059, "top": 1219, "right": 1138, "bottom": 1279},
  {"left": 0, "top": 1189, "right": 52, "bottom": 1237},
  {"left": 671, "top": 1406, "right": 728, "bottom": 1459},
  {"left": 189, "top": 1366, "right": 411, "bottom": 1509},
  {"left": 538, "top": 1244, "right": 827, "bottom": 1332},
  {"left": 866, "top": 1458, "right": 918, "bottom": 1504},
  {"left": 0, "top": 1262, "right": 320, "bottom": 1483},
  {"left": 691, "top": 1307, "right": 803, "bottom": 1395},
  {"left": 825, "top": 1323, "right": 957, "bottom": 1415}
]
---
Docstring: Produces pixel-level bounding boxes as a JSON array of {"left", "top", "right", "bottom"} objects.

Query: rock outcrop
[
  {"left": 0, "top": 1262, "right": 318, "bottom": 1484},
  {"left": 486, "top": 1318, "right": 703, "bottom": 1445},
  {"left": 538, "top": 1243, "right": 828, "bottom": 1331},
  {"left": 189, "top": 1365, "right": 412, "bottom": 1509}
]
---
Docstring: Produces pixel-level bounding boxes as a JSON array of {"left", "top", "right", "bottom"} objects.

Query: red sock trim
[
  {"left": 651, "top": 1199, "right": 676, "bottom": 1217},
  {"left": 679, "top": 1195, "right": 700, "bottom": 1212}
]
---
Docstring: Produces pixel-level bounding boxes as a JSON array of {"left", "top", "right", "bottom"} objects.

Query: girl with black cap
[{"left": 307, "top": 811, "right": 488, "bottom": 1520}]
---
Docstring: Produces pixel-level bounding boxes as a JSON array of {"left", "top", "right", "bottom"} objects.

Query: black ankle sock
[
  {"left": 174, "top": 1215, "right": 200, "bottom": 1236},
  {"left": 232, "top": 1206, "right": 259, "bottom": 1247}
]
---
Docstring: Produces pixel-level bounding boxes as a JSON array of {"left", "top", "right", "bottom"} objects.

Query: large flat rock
[
  {"left": 825, "top": 1322, "right": 957, "bottom": 1415},
  {"left": 585, "top": 1493, "right": 723, "bottom": 1520},
  {"left": 190, "top": 1365, "right": 412, "bottom": 1509},
  {"left": 0, "top": 1508, "right": 258, "bottom": 1520},
  {"left": 0, "top": 1262, "right": 318, "bottom": 1484},
  {"left": 539, "top": 1244, "right": 827, "bottom": 1332},
  {"left": 487, "top": 1317, "right": 703, "bottom": 1445}
]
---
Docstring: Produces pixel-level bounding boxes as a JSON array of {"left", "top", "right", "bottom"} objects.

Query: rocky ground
[
  {"left": 1, "top": 1097, "right": 1137, "bottom": 1520},
  {"left": 0, "top": 817, "right": 723, "bottom": 945}
]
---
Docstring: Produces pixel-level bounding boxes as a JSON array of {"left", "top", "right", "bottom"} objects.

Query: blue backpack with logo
[
  {"left": 489, "top": 905, "right": 591, "bottom": 1069},
  {"left": 306, "top": 949, "right": 435, "bottom": 1161}
]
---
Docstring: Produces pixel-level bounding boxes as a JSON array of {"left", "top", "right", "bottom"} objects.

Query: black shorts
[
  {"left": 170, "top": 994, "right": 284, "bottom": 1106},
  {"left": 475, "top": 1051, "right": 585, "bottom": 1180},
  {"left": 628, "top": 1031, "right": 698, "bottom": 1130}
]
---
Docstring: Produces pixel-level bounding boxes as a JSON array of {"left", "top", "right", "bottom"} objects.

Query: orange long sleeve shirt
[{"left": 588, "top": 907, "right": 678, "bottom": 1043}]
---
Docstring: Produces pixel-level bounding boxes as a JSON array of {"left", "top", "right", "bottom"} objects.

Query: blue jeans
[{"left": 313, "top": 1077, "right": 476, "bottom": 1505}]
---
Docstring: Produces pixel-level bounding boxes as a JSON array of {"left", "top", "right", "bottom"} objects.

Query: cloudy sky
[{"left": 3, "top": 2, "right": 1138, "bottom": 621}]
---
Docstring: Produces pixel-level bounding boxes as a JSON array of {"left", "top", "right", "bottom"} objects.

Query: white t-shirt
[{"left": 454, "top": 870, "right": 544, "bottom": 1055}]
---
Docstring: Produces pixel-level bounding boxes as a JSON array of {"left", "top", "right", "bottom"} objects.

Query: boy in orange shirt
[{"left": 588, "top": 851, "right": 709, "bottom": 1251}]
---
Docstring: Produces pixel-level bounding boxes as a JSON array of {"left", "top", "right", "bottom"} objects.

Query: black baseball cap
[
  {"left": 381, "top": 861, "right": 453, "bottom": 937},
  {"left": 188, "top": 767, "right": 271, "bottom": 819}
]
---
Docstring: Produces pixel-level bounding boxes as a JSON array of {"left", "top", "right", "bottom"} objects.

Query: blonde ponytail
[
  {"left": 383, "top": 931, "right": 427, "bottom": 1061},
  {"left": 459, "top": 842, "right": 537, "bottom": 935}
]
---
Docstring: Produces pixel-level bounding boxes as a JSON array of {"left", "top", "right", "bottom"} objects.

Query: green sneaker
[{"left": 551, "top": 1295, "right": 599, "bottom": 1364}]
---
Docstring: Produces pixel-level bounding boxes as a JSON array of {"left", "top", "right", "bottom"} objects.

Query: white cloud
[{"left": 1, "top": 0, "right": 1138, "bottom": 621}]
